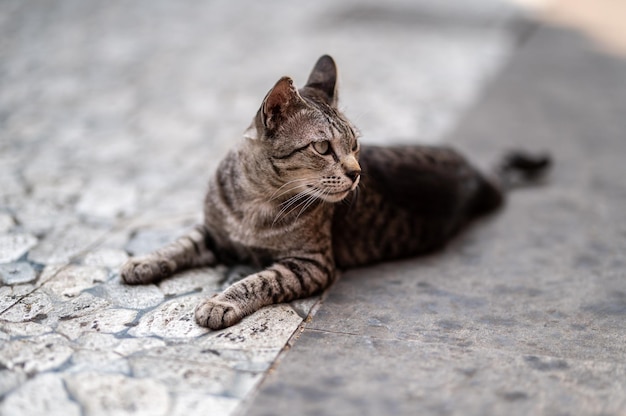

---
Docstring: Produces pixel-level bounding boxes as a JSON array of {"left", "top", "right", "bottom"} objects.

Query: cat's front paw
[
  {"left": 120, "top": 256, "right": 175, "bottom": 285},
  {"left": 195, "top": 297, "right": 244, "bottom": 330}
]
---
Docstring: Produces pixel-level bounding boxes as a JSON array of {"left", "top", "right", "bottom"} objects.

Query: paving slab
[{"left": 243, "top": 27, "right": 626, "bottom": 416}]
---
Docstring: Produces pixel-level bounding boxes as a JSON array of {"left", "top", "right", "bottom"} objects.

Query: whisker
[
  {"left": 296, "top": 198, "right": 318, "bottom": 221},
  {"left": 268, "top": 178, "right": 316, "bottom": 202},
  {"left": 285, "top": 188, "right": 318, "bottom": 219},
  {"left": 276, "top": 184, "right": 315, "bottom": 205},
  {"left": 296, "top": 188, "right": 323, "bottom": 220},
  {"left": 271, "top": 191, "right": 311, "bottom": 227},
  {"left": 279, "top": 185, "right": 323, "bottom": 224},
  {"left": 271, "top": 183, "right": 325, "bottom": 226}
]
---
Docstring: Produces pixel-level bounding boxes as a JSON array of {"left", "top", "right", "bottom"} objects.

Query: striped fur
[{"left": 120, "top": 55, "right": 550, "bottom": 329}]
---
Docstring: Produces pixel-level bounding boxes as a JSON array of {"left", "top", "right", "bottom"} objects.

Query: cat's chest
[{"left": 207, "top": 198, "right": 331, "bottom": 256}]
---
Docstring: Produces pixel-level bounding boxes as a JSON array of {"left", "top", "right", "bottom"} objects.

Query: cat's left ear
[{"left": 305, "top": 55, "right": 338, "bottom": 107}]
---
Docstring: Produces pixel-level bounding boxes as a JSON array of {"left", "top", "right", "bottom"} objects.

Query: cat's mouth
[
  {"left": 309, "top": 177, "right": 360, "bottom": 203},
  {"left": 322, "top": 191, "right": 350, "bottom": 203},
  {"left": 351, "top": 175, "right": 361, "bottom": 190},
  {"left": 318, "top": 188, "right": 353, "bottom": 203}
]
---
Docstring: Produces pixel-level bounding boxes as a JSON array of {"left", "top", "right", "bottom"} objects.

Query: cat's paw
[
  {"left": 120, "top": 256, "right": 175, "bottom": 285},
  {"left": 195, "top": 297, "right": 244, "bottom": 330}
]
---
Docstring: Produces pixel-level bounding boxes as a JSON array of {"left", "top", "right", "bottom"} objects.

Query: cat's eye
[
  {"left": 313, "top": 140, "right": 331, "bottom": 155},
  {"left": 352, "top": 141, "right": 359, "bottom": 152}
]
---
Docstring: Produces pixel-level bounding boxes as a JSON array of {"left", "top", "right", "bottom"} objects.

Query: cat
[{"left": 120, "top": 55, "right": 550, "bottom": 330}]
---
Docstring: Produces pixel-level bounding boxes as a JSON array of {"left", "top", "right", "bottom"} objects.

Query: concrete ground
[
  {"left": 244, "top": 25, "right": 626, "bottom": 416},
  {"left": 1, "top": 1, "right": 625, "bottom": 416}
]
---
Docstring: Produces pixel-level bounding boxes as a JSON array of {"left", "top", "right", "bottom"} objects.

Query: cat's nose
[
  {"left": 345, "top": 168, "right": 361, "bottom": 183},
  {"left": 342, "top": 155, "right": 361, "bottom": 183}
]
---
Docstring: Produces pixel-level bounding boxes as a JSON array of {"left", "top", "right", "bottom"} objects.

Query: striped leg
[
  {"left": 195, "top": 253, "right": 335, "bottom": 329},
  {"left": 121, "top": 225, "right": 217, "bottom": 284}
]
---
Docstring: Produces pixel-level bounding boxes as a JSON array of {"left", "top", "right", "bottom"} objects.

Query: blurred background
[
  {"left": 0, "top": 0, "right": 525, "bottom": 233},
  {"left": 1, "top": 0, "right": 623, "bottom": 216},
  {"left": 2, "top": 0, "right": 624, "bottom": 247}
]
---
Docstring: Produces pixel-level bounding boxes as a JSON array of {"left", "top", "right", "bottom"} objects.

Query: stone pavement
[
  {"left": 0, "top": 1, "right": 528, "bottom": 415},
  {"left": 244, "top": 25, "right": 626, "bottom": 416}
]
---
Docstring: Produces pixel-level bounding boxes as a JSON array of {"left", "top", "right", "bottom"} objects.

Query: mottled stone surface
[
  {"left": 170, "top": 393, "right": 239, "bottom": 416},
  {"left": 56, "top": 308, "right": 138, "bottom": 340},
  {"left": 0, "top": 333, "right": 74, "bottom": 374},
  {"left": 127, "top": 296, "right": 210, "bottom": 338},
  {"left": 200, "top": 305, "right": 305, "bottom": 350},
  {"left": 157, "top": 267, "right": 225, "bottom": 297},
  {"left": 91, "top": 279, "right": 165, "bottom": 310},
  {"left": 27, "top": 225, "right": 107, "bottom": 265},
  {"left": 82, "top": 248, "right": 129, "bottom": 269},
  {"left": 0, "top": 213, "right": 15, "bottom": 233},
  {"left": 0, "top": 233, "right": 38, "bottom": 263},
  {"left": 42, "top": 265, "right": 108, "bottom": 300},
  {"left": 0, "top": 373, "right": 81, "bottom": 416},
  {"left": 0, "top": 291, "right": 54, "bottom": 323},
  {"left": 0, "top": 262, "right": 38, "bottom": 285},
  {"left": 0, "top": 0, "right": 539, "bottom": 415},
  {"left": 75, "top": 179, "right": 139, "bottom": 220},
  {"left": 64, "top": 372, "right": 170, "bottom": 416}
]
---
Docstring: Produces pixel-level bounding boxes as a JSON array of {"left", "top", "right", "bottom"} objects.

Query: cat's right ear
[
  {"left": 245, "top": 77, "right": 304, "bottom": 140},
  {"left": 263, "top": 77, "right": 305, "bottom": 129}
]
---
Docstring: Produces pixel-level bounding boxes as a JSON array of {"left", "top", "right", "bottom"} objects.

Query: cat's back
[{"left": 331, "top": 144, "right": 501, "bottom": 268}]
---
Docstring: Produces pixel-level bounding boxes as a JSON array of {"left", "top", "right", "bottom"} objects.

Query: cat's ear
[
  {"left": 260, "top": 76, "right": 305, "bottom": 133},
  {"left": 245, "top": 77, "right": 304, "bottom": 140},
  {"left": 305, "top": 55, "right": 338, "bottom": 106}
]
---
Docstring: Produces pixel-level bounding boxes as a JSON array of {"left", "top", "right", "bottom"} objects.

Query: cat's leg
[
  {"left": 195, "top": 253, "right": 334, "bottom": 329},
  {"left": 120, "top": 225, "right": 217, "bottom": 284}
]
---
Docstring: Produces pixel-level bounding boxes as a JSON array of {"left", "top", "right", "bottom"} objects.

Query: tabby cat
[{"left": 121, "top": 55, "right": 549, "bottom": 330}]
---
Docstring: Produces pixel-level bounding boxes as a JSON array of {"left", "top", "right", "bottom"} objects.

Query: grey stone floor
[
  {"left": 244, "top": 26, "right": 626, "bottom": 416},
  {"left": 0, "top": 1, "right": 527, "bottom": 415}
]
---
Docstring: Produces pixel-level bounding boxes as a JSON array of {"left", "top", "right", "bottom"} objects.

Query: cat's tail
[
  {"left": 468, "top": 150, "right": 551, "bottom": 216},
  {"left": 495, "top": 150, "right": 552, "bottom": 191}
]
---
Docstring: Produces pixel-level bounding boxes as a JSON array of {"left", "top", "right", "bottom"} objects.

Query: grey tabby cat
[{"left": 121, "top": 55, "right": 549, "bottom": 330}]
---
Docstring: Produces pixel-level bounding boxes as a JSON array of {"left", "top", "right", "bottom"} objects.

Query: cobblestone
[
  {"left": 0, "top": 233, "right": 38, "bottom": 263},
  {"left": 42, "top": 265, "right": 108, "bottom": 300},
  {"left": 27, "top": 225, "right": 107, "bottom": 265},
  {"left": 200, "top": 305, "right": 305, "bottom": 350},
  {"left": 75, "top": 179, "right": 139, "bottom": 221},
  {"left": 91, "top": 279, "right": 165, "bottom": 310},
  {"left": 127, "top": 296, "right": 210, "bottom": 338},
  {"left": 0, "top": 333, "right": 74, "bottom": 374},
  {"left": 55, "top": 292, "right": 111, "bottom": 321},
  {"left": 0, "top": 213, "right": 15, "bottom": 233},
  {"left": 0, "top": 373, "right": 81, "bottom": 416},
  {"left": 170, "top": 393, "right": 239, "bottom": 416},
  {"left": 0, "top": 262, "right": 38, "bottom": 285},
  {"left": 82, "top": 247, "right": 129, "bottom": 269},
  {"left": 69, "top": 348, "right": 132, "bottom": 375},
  {"left": 128, "top": 356, "right": 261, "bottom": 398},
  {"left": 157, "top": 267, "right": 225, "bottom": 297},
  {"left": 56, "top": 308, "right": 138, "bottom": 340},
  {"left": 0, "top": 291, "right": 54, "bottom": 323},
  {"left": 64, "top": 372, "right": 171, "bottom": 416}
]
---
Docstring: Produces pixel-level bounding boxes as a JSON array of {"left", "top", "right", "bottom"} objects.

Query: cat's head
[{"left": 244, "top": 55, "right": 361, "bottom": 204}]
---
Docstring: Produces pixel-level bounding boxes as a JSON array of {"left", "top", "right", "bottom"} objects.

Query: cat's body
[{"left": 121, "top": 56, "right": 549, "bottom": 329}]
